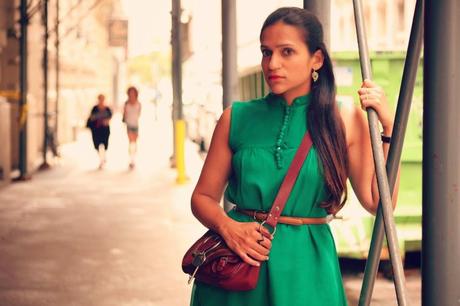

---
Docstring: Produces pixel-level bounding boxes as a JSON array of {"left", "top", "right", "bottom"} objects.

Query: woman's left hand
[{"left": 357, "top": 79, "right": 393, "bottom": 132}]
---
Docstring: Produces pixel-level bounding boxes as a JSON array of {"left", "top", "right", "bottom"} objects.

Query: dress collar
[{"left": 267, "top": 92, "right": 312, "bottom": 107}]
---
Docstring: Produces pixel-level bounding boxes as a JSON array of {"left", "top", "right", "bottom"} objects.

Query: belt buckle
[{"left": 252, "top": 210, "right": 267, "bottom": 222}]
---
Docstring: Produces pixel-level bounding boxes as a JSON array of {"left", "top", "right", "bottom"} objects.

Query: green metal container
[{"left": 330, "top": 51, "right": 422, "bottom": 259}]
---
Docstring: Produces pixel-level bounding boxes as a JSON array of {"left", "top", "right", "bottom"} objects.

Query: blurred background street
[
  {"left": 0, "top": 104, "right": 420, "bottom": 306},
  {"left": 0, "top": 0, "right": 431, "bottom": 305}
]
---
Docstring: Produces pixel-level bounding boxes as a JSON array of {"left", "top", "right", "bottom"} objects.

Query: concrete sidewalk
[{"left": 0, "top": 104, "right": 206, "bottom": 306}]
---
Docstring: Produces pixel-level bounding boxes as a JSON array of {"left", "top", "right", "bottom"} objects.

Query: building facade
[
  {"left": 180, "top": 0, "right": 417, "bottom": 105},
  {"left": 0, "top": 0, "right": 126, "bottom": 183}
]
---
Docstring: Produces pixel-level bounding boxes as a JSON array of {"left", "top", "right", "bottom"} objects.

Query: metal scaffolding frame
[
  {"left": 304, "top": 0, "right": 424, "bottom": 304},
  {"left": 358, "top": 0, "right": 424, "bottom": 305}
]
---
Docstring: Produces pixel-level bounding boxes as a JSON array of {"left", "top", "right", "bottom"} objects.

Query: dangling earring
[{"left": 312, "top": 70, "right": 319, "bottom": 82}]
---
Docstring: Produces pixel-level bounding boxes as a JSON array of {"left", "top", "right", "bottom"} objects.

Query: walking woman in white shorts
[{"left": 122, "top": 86, "right": 142, "bottom": 168}]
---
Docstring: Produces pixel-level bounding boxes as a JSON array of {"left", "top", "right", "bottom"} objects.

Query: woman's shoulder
[
  {"left": 233, "top": 96, "right": 267, "bottom": 107},
  {"left": 337, "top": 98, "right": 355, "bottom": 115},
  {"left": 219, "top": 95, "right": 270, "bottom": 125},
  {"left": 338, "top": 99, "right": 366, "bottom": 145},
  {"left": 224, "top": 96, "right": 271, "bottom": 149},
  {"left": 230, "top": 96, "right": 269, "bottom": 118}
]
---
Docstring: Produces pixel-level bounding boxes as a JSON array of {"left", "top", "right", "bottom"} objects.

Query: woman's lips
[{"left": 268, "top": 75, "right": 283, "bottom": 81}]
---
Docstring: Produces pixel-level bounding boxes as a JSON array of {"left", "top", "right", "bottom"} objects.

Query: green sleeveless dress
[{"left": 190, "top": 93, "right": 348, "bottom": 306}]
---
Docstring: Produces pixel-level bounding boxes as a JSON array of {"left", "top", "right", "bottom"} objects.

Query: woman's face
[
  {"left": 97, "top": 95, "right": 105, "bottom": 106},
  {"left": 260, "top": 22, "right": 322, "bottom": 103},
  {"left": 128, "top": 89, "right": 137, "bottom": 101}
]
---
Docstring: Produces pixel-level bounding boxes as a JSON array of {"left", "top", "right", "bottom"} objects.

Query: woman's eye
[
  {"left": 282, "top": 48, "right": 294, "bottom": 56},
  {"left": 261, "top": 49, "right": 271, "bottom": 57}
]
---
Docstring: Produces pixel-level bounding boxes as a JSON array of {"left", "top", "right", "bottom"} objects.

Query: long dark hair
[{"left": 261, "top": 7, "right": 348, "bottom": 214}]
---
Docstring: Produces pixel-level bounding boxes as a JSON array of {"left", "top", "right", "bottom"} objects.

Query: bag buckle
[
  {"left": 188, "top": 238, "right": 222, "bottom": 284},
  {"left": 188, "top": 252, "right": 206, "bottom": 284},
  {"left": 259, "top": 220, "right": 276, "bottom": 236}
]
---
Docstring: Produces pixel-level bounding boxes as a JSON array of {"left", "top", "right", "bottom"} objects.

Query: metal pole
[
  {"left": 171, "top": 0, "right": 187, "bottom": 183},
  {"left": 303, "top": 0, "right": 330, "bottom": 49},
  {"left": 352, "top": 0, "right": 408, "bottom": 305},
  {"left": 170, "top": 0, "right": 181, "bottom": 167},
  {"left": 40, "top": 0, "right": 50, "bottom": 169},
  {"left": 19, "top": 0, "right": 29, "bottom": 179},
  {"left": 172, "top": 0, "right": 183, "bottom": 121},
  {"left": 423, "top": 0, "right": 460, "bottom": 305},
  {"left": 222, "top": 0, "right": 237, "bottom": 211},
  {"left": 222, "top": 0, "right": 238, "bottom": 109},
  {"left": 55, "top": 0, "right": 59, "bottom": 148},
  {"left": 359, "top": 0, "right": 424, "bottom": 304}
]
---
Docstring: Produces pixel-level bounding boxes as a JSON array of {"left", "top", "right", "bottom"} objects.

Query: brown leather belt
[{"left": 235, "top": 208, "right": 333, "bottom": 225}]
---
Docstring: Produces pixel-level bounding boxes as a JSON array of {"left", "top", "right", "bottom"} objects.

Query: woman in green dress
[{"left": 189, "top": 7, "right": 398, "bottom": 306}]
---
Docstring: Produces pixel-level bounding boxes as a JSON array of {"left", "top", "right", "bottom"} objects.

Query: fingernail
[
  {"left": 256, "top": 262, "right": 260, "bottom": 267},
  {"left": 266, "top": 256, "right": 270, "bottom": 260}
]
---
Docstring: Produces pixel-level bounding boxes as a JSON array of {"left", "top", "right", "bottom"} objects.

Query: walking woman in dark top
[{"left": 87, "top": 94, "right": 112, "bottom": 169}]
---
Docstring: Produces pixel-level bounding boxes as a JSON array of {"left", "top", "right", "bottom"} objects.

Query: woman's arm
[
  {"left": 191, "top": 107, "right": 234, "bottom": 234},
  {"left": 89, "top": 106, "right": 97, "bottom": 120},
  {"left": 105, "top": 107, "right": 113, "bottom": 119},
  {"left": 341, "top": 79, "right": 401, "bottom": 215},
  {"left": 191, "top": 107, "right": 272, "bottom": 266}
]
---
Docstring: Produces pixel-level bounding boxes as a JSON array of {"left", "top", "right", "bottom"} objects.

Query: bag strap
[{"left": 264, "top": 132, "right": 313, "bottom": 229}]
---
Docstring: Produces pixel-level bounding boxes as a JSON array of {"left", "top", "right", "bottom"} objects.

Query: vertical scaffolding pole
[
  {"left": 172, "top": 0, "right": 183, "bottom": 121},
  {"left": 222, "top": 0, "right": 237, "bottom": 211},
  {"left": 222, "top": 0, "right": 238, "bottom": 110},
  {"left": 352, "top": 0, "right": 407, "bottom": 304},
  {"left": 18, "top": 0, "right": 29, "bottom": 179},
  {"left": 303, "top": 0, "right": 330, "bottom": 49},
  {"left": 171, "top": 0, "right": 180, "bottom": 168},
  {"left": 171, "top": 0, "right": 187, "bottom": 183},
  {"left": 423, "top": 0, "right": 460, "bottom": 305},
  {"left": 359, "top": 1, "right": 424, "bottom": 304},
  {"left": 40, "top": 0, "right": 50, "bottom": 169}
]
